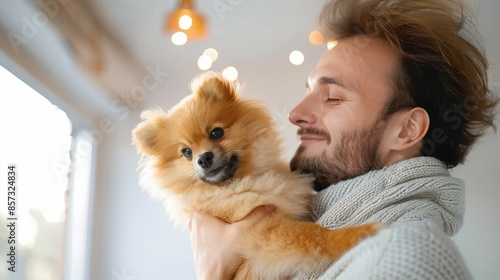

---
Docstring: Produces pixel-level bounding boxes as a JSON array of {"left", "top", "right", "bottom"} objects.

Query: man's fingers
[
  {"left": 189, "top": 205, "right": 275, "bottom": 232},
  {"left": 189, "top": 212, "right": 227, "bottom": 231},
  {"left": 239, "top": 205, "right": 276, "bottom": 226}
]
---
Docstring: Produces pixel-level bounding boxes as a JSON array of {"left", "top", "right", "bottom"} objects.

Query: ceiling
[
  {"left": 82, "top": 0, "right": 332, "bottom": 123},
  {"left": 84, "top": 0, "right": 500, "bottom": 95},
  {"left": 85, "top": 0, "right": 327, "bottom": 78}
]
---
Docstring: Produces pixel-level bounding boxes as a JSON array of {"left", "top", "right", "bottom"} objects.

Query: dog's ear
[
  {"left": 132, "top": 109, "right": 168, "bottom": 156},
  {"left": 191, "top": 71, "right": 240, "bottom": 102}
]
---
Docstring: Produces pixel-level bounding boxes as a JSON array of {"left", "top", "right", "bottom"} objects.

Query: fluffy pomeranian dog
[{"left": 132, "top": 72, "right": 381, "bottom": 279}]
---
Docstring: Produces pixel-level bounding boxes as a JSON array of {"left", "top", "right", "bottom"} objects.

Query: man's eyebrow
[
  {"left": 306, "top": 76, "right": 350, "bottom": 89},
  {"left": 319, "top": 76, "right": 349, "bottom": 89}
]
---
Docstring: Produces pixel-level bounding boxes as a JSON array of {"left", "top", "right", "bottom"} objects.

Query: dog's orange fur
[{"left": 132, "top": 72, "right": 382, "bottom": 279}]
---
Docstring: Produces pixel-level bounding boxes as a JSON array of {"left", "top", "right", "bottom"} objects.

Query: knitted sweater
[{"left": 296, "top": 156, "right": 472, "bottom": 280}]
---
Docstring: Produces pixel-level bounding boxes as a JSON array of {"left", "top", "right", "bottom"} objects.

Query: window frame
[{"left": 1, "top": 50, "right": 97, "bottom": 280}]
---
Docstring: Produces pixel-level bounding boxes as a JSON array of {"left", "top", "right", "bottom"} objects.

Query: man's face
[{"left": 289, "top": 36, "right": 399, "bottom": 190}]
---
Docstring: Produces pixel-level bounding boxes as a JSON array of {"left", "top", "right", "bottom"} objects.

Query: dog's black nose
[{"left": 197, "top": 152, "right": 214, "bottom": 169}]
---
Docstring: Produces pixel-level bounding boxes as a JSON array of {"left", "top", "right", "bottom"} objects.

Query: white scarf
[
  {"left": 294, "top": 157, "right": 466, "bottom": 280},
  {"left": 311, "top": 156, "right": 465, "bottom": 236}
]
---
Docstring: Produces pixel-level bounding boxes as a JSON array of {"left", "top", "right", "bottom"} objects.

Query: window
[{"left": 0, "top": 64, "right": 91, "bottom": 280}]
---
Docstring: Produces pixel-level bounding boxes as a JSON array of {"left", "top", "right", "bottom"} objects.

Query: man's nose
[{"left": 289, "top": 93, "right": 319, "bottom": 127}]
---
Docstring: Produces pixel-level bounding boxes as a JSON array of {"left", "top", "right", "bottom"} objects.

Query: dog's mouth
[{"left": 197, "top": 154, "right": 239, "bottom": 184}]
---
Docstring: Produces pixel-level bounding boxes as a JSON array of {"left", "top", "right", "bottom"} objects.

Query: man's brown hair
[{"left": 320, "top": 0, "right": 499, "bottom": 167}]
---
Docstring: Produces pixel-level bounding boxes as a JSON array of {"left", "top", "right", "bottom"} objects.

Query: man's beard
[{"left": 290, "top": 121, "right": 385, "bottom": 191}]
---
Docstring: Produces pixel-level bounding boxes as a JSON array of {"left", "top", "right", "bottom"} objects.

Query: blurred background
[{"left": 0, "top": 0, "right": 498, "bottom": 279}]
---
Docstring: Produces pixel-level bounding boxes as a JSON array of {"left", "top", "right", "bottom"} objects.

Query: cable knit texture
[{"left": 294, "top": 156, "right": 471, "bottom": 280}]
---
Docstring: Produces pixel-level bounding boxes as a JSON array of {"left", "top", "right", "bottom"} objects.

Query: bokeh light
[
  {"left": 178, "top": 15, "right": 193, "bottom": 30},
  {"left": 198, "top": 54, "right": 213, "bottom": 70},
  {"left": 309, "top": 30, "right": 324, "bottom": 46},
  {"left": 171, "top": 32, "right": 187, "bottom": 45},
  {"left": 203, "top": 48, "right": 219, "bottom": 62},
  {"left": 327, "top": 40, "right": 338, "bottom": 50},
  {"left": 222, "top": 66, "right": 238, "bottom": 81},
  {"left": 289, "top": 50, "right": 304, "bottom": 66}
]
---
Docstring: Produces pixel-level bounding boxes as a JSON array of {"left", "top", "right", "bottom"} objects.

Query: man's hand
[{"left": 188, "top": 205, "right": 275, "bottom": 280}]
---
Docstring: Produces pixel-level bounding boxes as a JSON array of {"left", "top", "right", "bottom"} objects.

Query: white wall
[{"left": 451, "top": 128, "right": 500, "bottom": 280}]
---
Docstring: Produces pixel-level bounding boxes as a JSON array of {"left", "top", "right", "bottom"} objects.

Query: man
[{"left": 189, "top": 0, "right": 499, "bottom": 279}]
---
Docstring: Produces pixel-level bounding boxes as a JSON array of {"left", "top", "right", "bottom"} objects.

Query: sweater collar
[{"left": 311, "top": 156, "right": 465, "bottom": 236}]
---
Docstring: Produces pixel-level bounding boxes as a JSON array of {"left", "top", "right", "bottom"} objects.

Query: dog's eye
[
  {"left": 181, "top": 148, "right": 192, "bottom": 158},
  {"left": 209, "top": 128, "right": 224, "bottom": 140}
]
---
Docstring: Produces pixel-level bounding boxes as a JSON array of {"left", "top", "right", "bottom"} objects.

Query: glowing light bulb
[
  {"left": 171, "top": 32, "right": 188, "bottom": 45},
  {"left": 203, "top": 48, "right": 219, "bottom": 62},
  {"left": 198, "top": 54, "right": 212, "bottom": 70},
  {"left": 289, "top": 50, "right": 304, "bottom": 66},
  {"left": 179, "top": 15, "right": 193, "bottom": 30},
  {"left": 327, "top": 40, "right": 338, "bottom": 50},
  {"left": 309, "top": 31, "right": 324, "bottom": 46},
  {"left": 222, "top": 66, "right": 238, "bottom": 81}
]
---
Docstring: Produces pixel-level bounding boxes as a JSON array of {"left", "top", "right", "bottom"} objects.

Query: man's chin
[
  {"left": 290, "top": 146, "right": 322, "bottom": 170},
  {"left": 298, "top": 143, "right": 327, "bottom": 156}
]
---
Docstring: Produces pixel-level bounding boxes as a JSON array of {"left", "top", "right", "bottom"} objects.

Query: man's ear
[
  {"left": 388, "top": 107, "right": 430, "bottom": 152},
  {"left": 132, "top": 109, "right": 168, "bottom": 156}
]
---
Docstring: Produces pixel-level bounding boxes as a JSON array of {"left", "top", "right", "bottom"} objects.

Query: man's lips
[
  {"left": 296, "top": 128, "right": 331, "bottom": 145},
  {"left": 299, "top": 134, "right": 327, "bottom": 142},
  {"left": 300, "top": 135, "right": 325, "bottom": 141}
]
